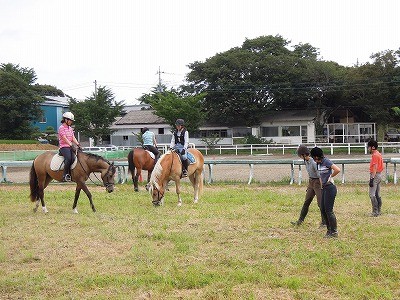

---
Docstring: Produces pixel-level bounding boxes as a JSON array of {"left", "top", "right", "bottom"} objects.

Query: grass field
[{"left": 0, "top": 182, "right": 399, "bottom": 299}]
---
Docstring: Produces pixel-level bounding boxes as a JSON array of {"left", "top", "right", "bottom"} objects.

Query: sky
[{"left": 1, "top": 0, "right": 399, "bottom": 105}]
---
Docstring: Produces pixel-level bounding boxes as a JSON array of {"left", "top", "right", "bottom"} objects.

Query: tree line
[{"left": 1, "top": 35, "right": 399, "bottom": 140}]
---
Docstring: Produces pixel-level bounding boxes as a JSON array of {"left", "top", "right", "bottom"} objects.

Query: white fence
[{"left": 3, "top": 157, "right": 400, "bottom": 185}]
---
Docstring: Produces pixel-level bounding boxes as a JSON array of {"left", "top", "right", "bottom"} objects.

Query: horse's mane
[
  {"left": 149, "top": 152, "right": 168, "bottom": 190},
  {"left": 81, "top": 151, "right": 111, "bottom": 165}
]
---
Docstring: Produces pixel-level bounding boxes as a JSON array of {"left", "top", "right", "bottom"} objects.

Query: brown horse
[
  {"left": 29, "top": 150, "right": 116, "bottom": 213},
  {"left": 148, "top": 148, "right": 204, "bottom": 206},
  {"left": 127, "top": 148, "right": 156, "bottom": 191}
]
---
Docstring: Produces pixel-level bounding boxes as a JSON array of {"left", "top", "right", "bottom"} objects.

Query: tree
[
  {"left": 0, "top": 64, "right": 43, "bottom": 139},
  {"left": 69, "top": 86, "right": 124, "bottom": 145},
  {"left": 140, "top": 88, "right": 206, "bottom": 133},
  {"left": 343, "top": 49, "right": 400, "bottom": 125},
  {"left": 185, "top": 35, "right": 347, "bottom": 127}
]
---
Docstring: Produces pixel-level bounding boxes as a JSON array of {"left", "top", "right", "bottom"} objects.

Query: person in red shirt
[{"left": 367, "top": 140, "right": 384, "bottom": 216}]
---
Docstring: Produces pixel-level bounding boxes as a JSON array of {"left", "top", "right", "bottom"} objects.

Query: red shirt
[{"left": 370, "top": 150, "right": 383, "bottom": 173}]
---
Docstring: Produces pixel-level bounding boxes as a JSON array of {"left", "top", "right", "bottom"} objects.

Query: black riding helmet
[
  {"left": 175, "top": 119, "right": 184, "bottom": 126},
  {"left": 310, "top": 147, "right": 324, "bottom": 160},
  {"left": 297, "top": 145, "right": 310, "bottom": 157},
  {"left": 142, "top": 127, "right": 149, "bottom": 133}
]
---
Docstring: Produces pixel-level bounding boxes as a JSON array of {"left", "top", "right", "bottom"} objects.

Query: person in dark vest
[
  {"left": 170, "top": 118, "right": 189, "bottom": 177},
  {"left": 141, "top": 127, "right": 160, "bottom": 165}
]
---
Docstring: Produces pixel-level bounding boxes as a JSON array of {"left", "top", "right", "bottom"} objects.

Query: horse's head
[
  {"left": 148, "top": 182, "right": 165, "bottom": 206},
  {"left": 102, "top": 162, "right": 116, "bottom": 193}
]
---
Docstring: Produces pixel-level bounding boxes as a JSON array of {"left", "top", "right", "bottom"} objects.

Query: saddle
[
  {"left": 171, "top": 150, "right": 196, "bottom": 164},
  {"left": 50, "top": 154, "right": 78, "bottom": 171},
  {"left": 145, "top": 150, "right": 155, "bottom": 160}
]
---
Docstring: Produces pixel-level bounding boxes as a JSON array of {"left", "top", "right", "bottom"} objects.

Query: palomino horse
[
  {"left": 148, "top": 148, "right": 204, "bottom": 206},
  {"left": 127, "top": 148, "right": 156, "bottom": 192},
  {"left": 29, "top": 150, "right": 116, "bottom": 213}
]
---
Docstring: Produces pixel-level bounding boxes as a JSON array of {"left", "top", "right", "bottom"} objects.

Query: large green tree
[
  {"left": 69, "top": 86, "right": 124, "bottom": 145},
  {"left": 140, "top": 87, "right": 205, "bottom": 133},
  {"left": 343, "top": 49, "right": 400, "bottom": 125},
  {"left": 185, "top": 35, "right": 347, "bottom": 127},
  {"left": 0, "top": 64, "right": 43, "bottom": 139}
]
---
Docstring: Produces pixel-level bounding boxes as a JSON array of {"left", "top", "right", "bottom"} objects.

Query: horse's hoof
[
  {"left": 134, "top": 188, "right": 139, "bottom": 192},
  {"left": 42, "top": 207, "right": 48, "bottom": 213},
  {"left": 73, "top": 208, "right": 78, "bottom": 214},
  {"left": 178, "top": 202, "right": 182, "bottom": 207},
  {"left": 33, "top": 207, "right": 37, "bottom": 213}
]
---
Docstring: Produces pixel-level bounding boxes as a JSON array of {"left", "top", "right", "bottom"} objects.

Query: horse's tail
[
  {"left": 127, "top": 150, "right": 135, "bottom": 174},
  {"left": 29, "top": 162, "right": 39, "bottom": 202}
]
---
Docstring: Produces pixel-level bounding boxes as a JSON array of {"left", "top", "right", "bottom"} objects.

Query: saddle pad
[
  {"left": 187, "top": 151, "right": 196, "bottom": 164},
  {"left": 50, "top": 154, "right": 78, "bottom": 171},
  {"left": 145, "top": 150, "right": 155, "bottom": 160}
]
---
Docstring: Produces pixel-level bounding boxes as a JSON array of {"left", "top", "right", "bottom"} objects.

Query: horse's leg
[
  {"left": 37, "top": 175, "right": 50, "bottom": 213},
  {"left": 72, "top": 185, "right": 82, "bottom": 214},
  {"left": 134, "top": 168, "right": 141, "bottom": 192},
  {"left": 81, "top": 183, "right": 96, "bottom": 212},
  {"left": 174, "top": 179, "right": 182, "bottom": 206},
  {"left": 189, "top": 173, "right": 199, "bottom": 203}
]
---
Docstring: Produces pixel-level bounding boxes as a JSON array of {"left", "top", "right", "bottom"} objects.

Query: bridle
[{"left": 76, "top": 151, "right": 115, "bottom": 188}]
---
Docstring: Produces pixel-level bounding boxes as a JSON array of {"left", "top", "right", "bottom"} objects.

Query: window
[
  {"left": 158, "top": 128, "right": 164, "bottom": 134},
  {"left": 261, "top": 127, "right": 278, "bottom": 137},
  {"left": 282, "top": 126, "right": 300, "bottom": 136},
  {"left": 232, "top": 127, "right": 252, "bottom": 137},
  {"left": 123, "top": 136, "right": 128, "bottom": 141},
  {"left": 39, "top": 116, "right": 47, "bottom": 123}
]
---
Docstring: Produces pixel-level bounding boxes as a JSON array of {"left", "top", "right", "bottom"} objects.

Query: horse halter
[
  {"left": 102, "top": 163, "right": 116, "bottom": 189},
  {"left": 151, "top": 185, "right": 164, "bottom": 206}
]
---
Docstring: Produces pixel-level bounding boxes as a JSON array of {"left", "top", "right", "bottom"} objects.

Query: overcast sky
[{"left": 1, "top": 0, "right": 399, "bottom": 104}]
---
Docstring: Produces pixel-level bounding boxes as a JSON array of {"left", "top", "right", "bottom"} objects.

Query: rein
[{"left": 76, "top": 151, "right": 114, "bottom": 187}]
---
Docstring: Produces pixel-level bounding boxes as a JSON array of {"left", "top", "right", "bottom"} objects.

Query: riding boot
[
  {"left": 324, "top": 212, "right": 338, "bottom": 238},
  {"left": 154, "top": 153, "right": 160, "bottom": 166},
  {"left": 182, "top": 159, "right": 189, "bottom": 177}
]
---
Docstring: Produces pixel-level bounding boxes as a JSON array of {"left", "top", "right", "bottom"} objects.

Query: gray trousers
[{"left": 369, "top": 172, "right": 382, "bottom": 214}]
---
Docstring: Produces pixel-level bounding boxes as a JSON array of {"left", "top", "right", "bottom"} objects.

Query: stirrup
[
  {"left": 63, "top": 174, "right": 71, "bottom": 182},
  {"left": 182, "top": 170, "right": 188, "bottom": 177}
]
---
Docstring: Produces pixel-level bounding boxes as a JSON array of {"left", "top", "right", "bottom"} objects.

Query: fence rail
[{"left": 2, "top": 158, "right": 399, "bottom": 185}]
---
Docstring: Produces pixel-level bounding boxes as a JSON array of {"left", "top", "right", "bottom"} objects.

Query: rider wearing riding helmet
[
  {"left": 141, "top": 127, "right": 160, "bottom": 164},
  {"left": 58, "top": 112, "right": 81, "bottom": 182},
  {"left": 170, "top": 118, "right": 189, "bottom": 177}
]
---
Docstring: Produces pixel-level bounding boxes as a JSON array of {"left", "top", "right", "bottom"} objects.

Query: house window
[
  {"left": 232, "top": 127, "right": 252, "bottom": 137},
  {"left": 158, "top": 128, "right": 164, "bottom": 134},
  {"left": 39, "top": 116, "right": 47, "bottom": 123},
  {"left": 282, "top": 126, "right": 300, "bottom": 136},
  {"left": 123, "top": 136, "right": 128, "bottom": 141},
  {"left": 261, "top": 127, "right": 279, "bottom": 137}
]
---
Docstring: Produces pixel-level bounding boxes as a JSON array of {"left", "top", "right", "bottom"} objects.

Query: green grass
[
  {"left": 0, "top": 140, "right": 38, "bottom": 144},
  {"left": 0, "top": 183, "right": 399, "bottom": 299}
]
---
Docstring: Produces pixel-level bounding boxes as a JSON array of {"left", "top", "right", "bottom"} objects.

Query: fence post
[
  {"left": 330, "top": 143, "right": 334, "bottom": 155},
  {"left": 348, "top": 143, "right": 350, "bottom": 155}
]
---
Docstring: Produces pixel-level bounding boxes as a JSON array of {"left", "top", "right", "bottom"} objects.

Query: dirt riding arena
[{"left": 3, "top": 153, "right": 400, "bottom": 185}]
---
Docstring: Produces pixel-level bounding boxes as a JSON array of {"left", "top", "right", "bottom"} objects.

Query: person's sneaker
[
  {"left": 324, "top": 231, "right": 338, "bottom": 238},
  {"left": 290, "top": 220, "right": 302, "bottom": 226},
  {"left": 370, "top": 212, "right": 379, "bottom": 217}
]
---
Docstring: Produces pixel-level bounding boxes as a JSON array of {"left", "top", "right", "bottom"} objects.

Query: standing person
[
  {"left": 142, "top": 127, "right": 160, "bottom": 165},
  {"left": 58, "top": 112, "right": 81, "bottom": 182},
  {"left": 170, "top": 118, "right": 189, "bottom": 177},
  {"left": 291, "top": 145, "right": 325, "bottom": 227},
  {"left": 310, "top": 147, "right": 341, "bottom": 238},
  {"left": 367, "top": 140, "right": 384, "bottom": 216}
]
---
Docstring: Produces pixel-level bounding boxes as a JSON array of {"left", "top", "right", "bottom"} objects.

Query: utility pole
[
  {"left": 156, "top": 66, "right": 164, "bottom": 93},
  {"left": 94, "top": 80, "right": 97, "bottom": 99}
]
